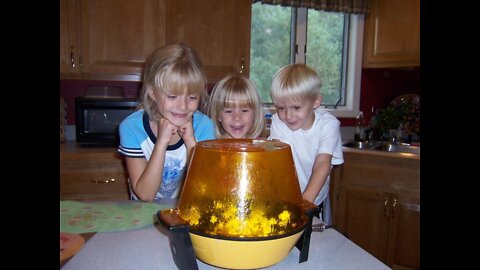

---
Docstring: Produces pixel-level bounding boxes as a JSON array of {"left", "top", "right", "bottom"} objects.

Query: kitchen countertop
[
  {"left": 61, "top": 221, "right": 390, "bottom": 270},
  {"left": 342, "top": 146, "right": 420, "bottom": 160}
]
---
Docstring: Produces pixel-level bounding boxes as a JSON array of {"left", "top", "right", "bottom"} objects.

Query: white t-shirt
[{"left": 268, "top": 109, "right": 344, "bottom": 205}]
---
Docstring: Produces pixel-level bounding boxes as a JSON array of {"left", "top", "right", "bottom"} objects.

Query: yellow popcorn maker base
[
  {"left": 189, "top": 229, "right": 305, "bottom": 269},
  {"left": 158, "top": 204, "right": 318, "bottom": 270}
]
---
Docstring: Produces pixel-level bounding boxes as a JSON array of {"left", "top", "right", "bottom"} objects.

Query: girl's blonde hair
[
  {"left": 139, "top": 43, "right": 207, "bottom": 121},
  {"left": 270, "top": 63, "right": 322, "bottom": 103},
  {"left": 207, "top": 74, "right": 265, "bottom": 138}
]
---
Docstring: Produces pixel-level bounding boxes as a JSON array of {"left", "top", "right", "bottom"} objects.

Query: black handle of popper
[
  {"left": 157, "top": 209, "right": 199, "bottom": 270},
  {"left": 296, "top": 200, "right": 321, "bottom": 263}
]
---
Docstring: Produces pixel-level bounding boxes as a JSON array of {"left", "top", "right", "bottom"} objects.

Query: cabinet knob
[
  {"left": 240, "top": 56, "right": 245, "bottom": 74},
  {"left": 391, "top": 197, "right": 397, "bottom": 218},
  {"left": 384, "top": 197, "right": 389, "bottom": 218},
  {"left": 70, "top": 46, "right": 75, "bottom": 68}
]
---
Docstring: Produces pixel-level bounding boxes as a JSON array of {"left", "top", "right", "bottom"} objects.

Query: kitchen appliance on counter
[
  {"left": 158, "top": 139, "right": 319, "bottom": 270},
  {"left": 75, "top": 86, "right": 140, "bottom": 147},
  {"left": 75, "top": 97, "right": 139, "bottom": 147}
]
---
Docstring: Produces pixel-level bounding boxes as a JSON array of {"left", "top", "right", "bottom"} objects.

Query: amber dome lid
[{"left": 176, "top": 139, "right": 307, "bottom": 239}]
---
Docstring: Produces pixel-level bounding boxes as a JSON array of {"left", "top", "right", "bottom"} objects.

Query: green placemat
[{"left": 60, "top": 200, "right": 169, "bottom": 234}]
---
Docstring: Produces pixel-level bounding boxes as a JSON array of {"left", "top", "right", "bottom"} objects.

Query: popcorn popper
[{"left": 157, "top": 139, "right": 320, "bottom": 269}]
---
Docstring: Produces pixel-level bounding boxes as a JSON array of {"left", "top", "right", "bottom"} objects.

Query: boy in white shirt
[{"left": 268, "top": 64, "right": 344, "bottom": 224}]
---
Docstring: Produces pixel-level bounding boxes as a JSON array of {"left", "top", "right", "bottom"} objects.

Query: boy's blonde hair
[
  {"left": 140, "top": 43, "right": 207, "bottom": 121},
  {"left": 207, "top": 74, "right": 265, "bottom": 138},
  {"left": 270, "top": 63, "right": 322, "bottom": 103}
]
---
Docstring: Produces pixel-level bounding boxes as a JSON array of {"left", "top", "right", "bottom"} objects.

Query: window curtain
[{"left": 252, "top": 0, "right": 371, "bottom": 14}]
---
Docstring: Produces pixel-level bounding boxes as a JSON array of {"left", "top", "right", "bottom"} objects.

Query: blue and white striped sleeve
[
  {"left": 117, "top": 115, "right": 145, "bottom": 158},
  {"left": 118, "top": 145, "right": 144, "bottom": 157}
]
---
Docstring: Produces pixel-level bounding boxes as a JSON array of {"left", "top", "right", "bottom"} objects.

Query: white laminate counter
[{"left": 61, "top": 223, "right": 390, "bottom": 270}]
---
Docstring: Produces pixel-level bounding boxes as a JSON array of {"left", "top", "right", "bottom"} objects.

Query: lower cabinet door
[
  {"left": 60, "top": 154, "right": 129, "bottom": 201},
  {"left": 337, "top": 186, "right": 390, "bottom": 263},
  {"left": 387, "top": 193, "right": 420, "bottom": 269}
]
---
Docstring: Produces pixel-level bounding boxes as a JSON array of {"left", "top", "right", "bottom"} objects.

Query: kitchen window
[{"left": 250, "top": 3, "right": 364, "bottom": 117}]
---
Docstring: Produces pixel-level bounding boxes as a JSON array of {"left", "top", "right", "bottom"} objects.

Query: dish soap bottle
[
  {"left": 354, "top": 111, "right": 366, "bottom": 142},
  {"left": 365, "top": 106, "right": 377, "bottom": 142}
]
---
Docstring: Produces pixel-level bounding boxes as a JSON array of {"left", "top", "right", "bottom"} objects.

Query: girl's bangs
[
  {"left": 158, "top": 66, "right": 205, "bottom": 95},
  {"left": 223, "top": 88, "right": 255, "bottom": 108}
]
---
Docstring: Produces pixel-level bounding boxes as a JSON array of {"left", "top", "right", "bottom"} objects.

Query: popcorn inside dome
[{"left": 179, "top": 198, "right": 305, "bottom": 238}]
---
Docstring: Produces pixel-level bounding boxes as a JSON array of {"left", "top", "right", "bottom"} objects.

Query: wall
[
  {"left": 60, "top": 67, "right": 420, "bottom": 127},
  {"left": 343, "top": 66, "right": 421, "bottom": 126}
]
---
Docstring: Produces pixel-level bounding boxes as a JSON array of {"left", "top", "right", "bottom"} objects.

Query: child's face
[
  {"left": 150, "top": 89, "right": 200, "bottom": 127},
  {"left": 274, "top": 96, "right": 322, "bottom": 131},
  {"left": 219, "top": 103, "right": 255, "bottom": 139}
]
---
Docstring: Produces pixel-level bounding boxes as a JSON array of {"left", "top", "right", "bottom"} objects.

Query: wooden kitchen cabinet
[
  {"left": 60, "top": 0, "right": 251, "bottom": 83},
  {"left": 332, "top": 150, "right": 420, "bottom": 269},
  {"left": 362, "top": 0, "right": 420, "bottom": 68},
  {"left": 166, "top": 0, "right": 251, "bottom": 83},
  {"left": 60, "top": 142, "right": 130, "bottom": 201},
  {"left": 60, "top": 0, "right": 167, "bottom": 81}
]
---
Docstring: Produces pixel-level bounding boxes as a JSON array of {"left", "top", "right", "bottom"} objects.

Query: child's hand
[
  {"left": 177, "top": 119, "right": 196, "bottom": 149},
  {"left": 156, "top": 118, "right": 178, "bottom": 146}
]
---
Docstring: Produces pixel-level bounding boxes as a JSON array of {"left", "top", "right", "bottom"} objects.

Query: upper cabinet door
[
  {"left": 79, "top": 0, "right": 166, "bottom": 81},
  {"left": 362, "top": 0, "right": 420, "bottom": 68},
  {"left": 60, "top": 0, "right": 81, "bottom": 75},
  {"left": 60, "top": 0, "right": 167, "bottom": 81},
  {"left": 166, "top": 0, "right": 251, "bottom": 83}
]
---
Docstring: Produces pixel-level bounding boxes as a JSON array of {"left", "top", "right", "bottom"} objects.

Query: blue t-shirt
[{"left": 118, "top": 109, "right": 215, "bottom": 199}]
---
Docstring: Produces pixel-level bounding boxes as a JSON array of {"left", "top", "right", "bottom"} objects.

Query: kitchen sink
[
  {"left": 343, "top": 141, "right": 420, "bottom": 155},
  {"left": 374, "top": 142, "right": 420, "bottom": 154},
  {"left": 343, "top": 141, "right": 378, "bottom": 150}
]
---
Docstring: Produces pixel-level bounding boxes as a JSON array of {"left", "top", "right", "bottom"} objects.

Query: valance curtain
[{"left": 252, "top": 0, "right": 371, "bottom": 14}]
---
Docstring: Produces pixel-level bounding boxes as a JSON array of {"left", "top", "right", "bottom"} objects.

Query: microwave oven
[{"left": 75, "top": 97, "right": 140, "bottom": 146}]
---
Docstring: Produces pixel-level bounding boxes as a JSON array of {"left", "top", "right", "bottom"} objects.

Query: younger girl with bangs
[
  {"left": 118, "top": 44, "right": 215, "bottom": 202},
  {"left": 207, "top": 74, "right": 265, "bottom": 139}
]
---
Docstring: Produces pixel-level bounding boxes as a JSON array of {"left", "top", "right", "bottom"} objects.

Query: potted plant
[{"left": 373, "top": 98, "right": 420, "bottom": 143}]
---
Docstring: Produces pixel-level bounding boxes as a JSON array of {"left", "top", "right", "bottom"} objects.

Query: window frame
[{"left": 260, "top": 9, "right": 365, "bottom": 118}]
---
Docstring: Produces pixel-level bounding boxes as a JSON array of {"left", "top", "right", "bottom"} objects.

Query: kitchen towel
[{"left": 60, "top": 200, "right": 169, "bottom": 234}]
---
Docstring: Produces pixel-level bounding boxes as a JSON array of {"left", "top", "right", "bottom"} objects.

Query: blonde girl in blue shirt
[{"left": 118, "top": 44, "right": 215, "bottom": 202}]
